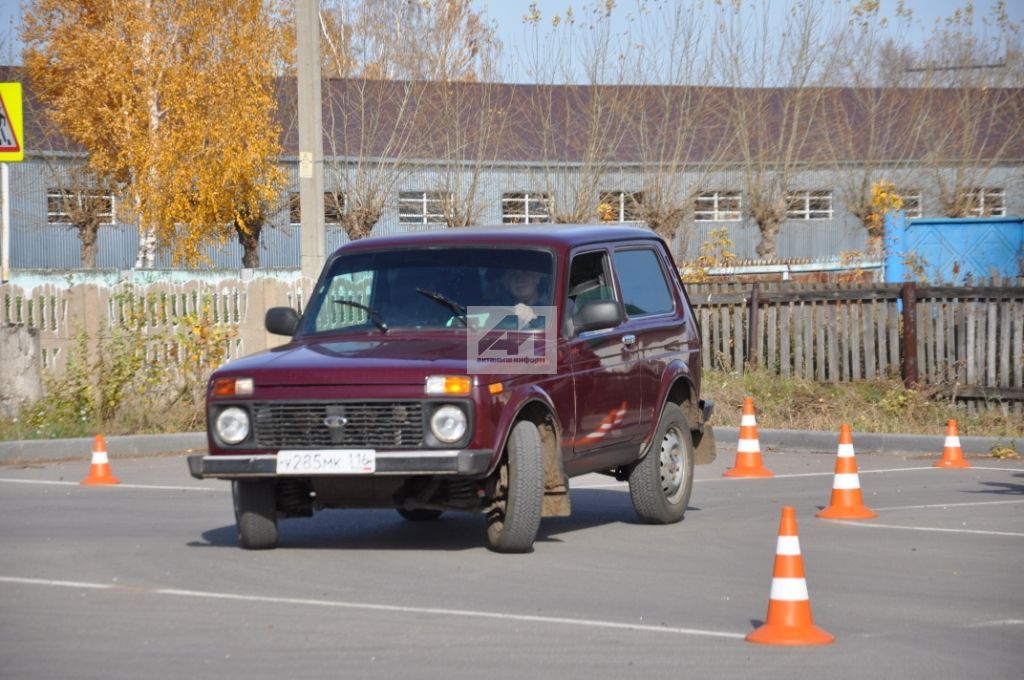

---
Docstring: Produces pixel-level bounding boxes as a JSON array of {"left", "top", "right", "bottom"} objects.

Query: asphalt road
[{"left": 1, "top": 446, "right": 1021, "bottom": 680}]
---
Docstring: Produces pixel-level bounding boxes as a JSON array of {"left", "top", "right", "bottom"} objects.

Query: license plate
[{"left": 276, "top": 449, "right": 376, "bottom": 474}]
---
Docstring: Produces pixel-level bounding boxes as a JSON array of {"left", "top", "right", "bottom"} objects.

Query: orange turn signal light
[
  {"left": 211, "top": 377, "right": 253, "bottom": 397},
  {"left": 425, "top": 375, "right": 472, "bottom": 396}
]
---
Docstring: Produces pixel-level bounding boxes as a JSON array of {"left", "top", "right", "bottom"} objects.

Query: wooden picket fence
[
  {"left": 3, "top": 277, "right": 1022, "bottom": 411},
  {"left": 687, "top": 278, "right": 1024, "bottom": 410}
]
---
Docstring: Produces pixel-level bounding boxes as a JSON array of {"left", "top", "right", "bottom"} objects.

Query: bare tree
[
  {"left": 823, "top": 3, "right": 933, "bottom": 256},
  {"left": 516, "top": 3, "right": 645, "bottom": 225},
  {"left": 315, "top": 0, "right": 501, "bottom": 240},
  {"left": 904, "top": 5, "right": 1024, "bottom": 217},
  {"left": 623, "top": 2, "right": 733, "bottom": 254},
  {"left": 713, "top": 0, "right": 851, "bottom": 259}
]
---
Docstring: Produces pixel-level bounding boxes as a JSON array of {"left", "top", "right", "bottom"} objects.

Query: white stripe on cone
[
  {"left": 741, "top": 415, "right": 757, "bottom": 426},
  {"left": 837, "top": 443, "right": 855, "bottom": 458},
  {"left": 832, "top": 473, "right": 861, "bottom": 490},
  {"left": 737, "top": 439, "right": 760, "bottom": 453},
  {"left": 92, "top": 451, "right": 109, "bottom": 464},
  {"left": 769, "top": 577, "right": 810, "bottom": 601},
  {"left": 775, "top": 536, "right": 801, "bottom": 555},
  {"left": 945, "top": 436, "right": 961, "bottom": 448}
]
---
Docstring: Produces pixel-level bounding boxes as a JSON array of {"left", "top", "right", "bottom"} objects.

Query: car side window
[
  {"left": 612, "top": 248, "right": 675, "bottom": 317},
  {"left": 566, "top": 250, "right": 616, "bottom": 316}
]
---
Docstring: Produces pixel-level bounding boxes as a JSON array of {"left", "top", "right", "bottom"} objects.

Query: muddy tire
[
  {"left": 486, "top": 420, "right": 544, "bottom": 553},
  {"left": 628, "top": 404, "right": 694, "bottom": 524}
]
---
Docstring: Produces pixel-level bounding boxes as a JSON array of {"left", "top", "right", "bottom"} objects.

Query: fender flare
[
  {"left": 639, "top": 359, "right": 697, "bottom": 455},
  {"left": 488, "top": 384, "right": 564, "bottom": 472}
]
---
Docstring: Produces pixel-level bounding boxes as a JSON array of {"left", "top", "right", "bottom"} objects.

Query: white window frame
[
  {"left": 502, "top": 192, "right": 551, "bottom": 224},
  {"left": 694, "top": 190, "right": 742, "bottom": 222},
  {"left": 289, "top": 191, "right": 344, "bottom": 225},
  {"left": 599, "top": 190, "right": 644, "bottom": 222},
  {"left": 962, "top": 188, "right": 1005, "bottom": 217},
  {"left": 398, "top": 191, "right": 448, "bottom": 225},
  {"left": 785, "top": 190, "right": 833, "bottom": 220},
  {"left": 47, "top": 189, "right": 116, "bottom": 225},
  {"left": 898, "top": 189, "right": 922, "bottom": 219}
]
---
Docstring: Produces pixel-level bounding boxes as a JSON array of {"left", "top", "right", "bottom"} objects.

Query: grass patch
[{"left": 704, "top": 368, "right": 1024, "bottom": 438}]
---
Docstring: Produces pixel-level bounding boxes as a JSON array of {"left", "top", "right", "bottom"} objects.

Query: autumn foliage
[{"left": 23, "top": 0, "right": 287, "bottom": 267}]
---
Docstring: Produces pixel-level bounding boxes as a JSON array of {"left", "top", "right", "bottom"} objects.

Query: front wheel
[
  {"left": 232, "top": 480, "right": 279, "bottom": 550},
  {"left": 628, "top": 405, "right": 694, "bottom": 524},
  {"left": 486, "top": 420, "right": 544, "bottom": 553}
]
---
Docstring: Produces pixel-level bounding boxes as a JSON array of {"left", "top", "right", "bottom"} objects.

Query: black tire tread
[
  {"left": 234, "top": 480, "right": 279, "bottom": 550},
  {"left": 486, "top": 420, "right": 544, "bottom": 553},
  {"left": 629, "top": 404, "right": 693, "bottom": 524}
]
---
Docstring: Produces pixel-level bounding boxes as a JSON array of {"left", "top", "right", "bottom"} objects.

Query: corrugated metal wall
[{"left": 3, "top": 157, "right": 1021, "bottom": 269}]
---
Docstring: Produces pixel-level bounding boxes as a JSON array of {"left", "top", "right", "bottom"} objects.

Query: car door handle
[{"left": 621, "top": 334, "right": 637, "bottom": 346}]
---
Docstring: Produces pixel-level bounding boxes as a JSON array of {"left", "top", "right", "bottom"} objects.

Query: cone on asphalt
[
  {"left": 934, "top": 419, "right": 971, "bottom": 469},
  {"left": 816, "top": 424, "right": 876, "bottom": 520},
  {"left": 723, "top": 397, "right": 774, "bottom": 478},
  {"left": 80, "top": 434, "right": 120, "bottom": 486},
  {"left": 747, "top": 506, "right": 834, "bottom": 646}
]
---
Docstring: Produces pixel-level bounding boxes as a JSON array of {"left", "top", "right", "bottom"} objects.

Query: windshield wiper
[
  {"left": 416, "top": 288, "right": 467, "bottom": 326},
  {"left": 332, "top": 298, "right": 388, "bottom": 333}
]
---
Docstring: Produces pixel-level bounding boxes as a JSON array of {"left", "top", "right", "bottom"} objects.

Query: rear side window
[{"left": 613, "top": 248, "right": 675, "bottom": 317}]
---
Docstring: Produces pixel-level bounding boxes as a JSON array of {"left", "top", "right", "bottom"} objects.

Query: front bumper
[{"left": 188, "top": 448, "right": 494, "bottom": 480}]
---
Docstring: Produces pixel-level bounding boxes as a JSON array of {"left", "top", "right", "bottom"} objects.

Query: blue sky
[{"left": 0, "top": 0, "right": 1020, "bottom": 68}]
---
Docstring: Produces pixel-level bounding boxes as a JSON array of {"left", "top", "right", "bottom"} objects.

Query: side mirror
[
  {"left": 265, "top": 307, "right": 299, "bottom": 336},
  {"left": 573, "top": 299, "right": 622, "bottom": 334}
]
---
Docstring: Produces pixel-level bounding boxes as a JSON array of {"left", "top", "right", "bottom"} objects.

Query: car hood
[{"left": 218, "top": 333, "right": 471, "bottom": 386}]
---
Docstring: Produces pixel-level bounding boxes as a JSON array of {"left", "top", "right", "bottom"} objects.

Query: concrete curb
[
  {"left": 714, "top": 427, "right": 1022, "bottom": 455},
  {"left": 0, "top": 432, "right": 207, "bottom": 463},
  {"left": 1, "top": 427, "right": 1020, "bottom": 464}
]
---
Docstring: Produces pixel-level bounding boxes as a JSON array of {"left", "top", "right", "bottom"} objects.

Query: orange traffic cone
[
  {"left": 723, "top": 397, "right": 774, "bottom": 478},
  {"left": 747, "top": 506, "right": 834, "bottom": 646},
  {"left": 816, "top": 424, "right": 876, "bottom": 520},
  {"left": 934, "top": 420, "right": 971, "bottom": 468},
  {"left": 80, "top": 434, "right": 120, "bottom": 486}
]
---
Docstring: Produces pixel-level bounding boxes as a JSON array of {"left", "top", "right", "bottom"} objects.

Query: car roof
[{"left": 335, "top": 223, "right": 666, "bottom": 256}]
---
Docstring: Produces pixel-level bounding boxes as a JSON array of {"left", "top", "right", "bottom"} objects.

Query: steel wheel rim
[{"left": 660, "top": 426, "right": 685, "bottom": 501}]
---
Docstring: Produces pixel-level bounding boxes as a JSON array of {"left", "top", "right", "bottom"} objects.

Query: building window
[
  {"left": 786, "top": 190, "right": 833, "bottom": 220},
  {"left": 47, "top": 190, "right": 115, "bottom": 224},
  {"left": 694, "top": 190, "right": 741, "bottom": 221},
  {"left": 598, "top": 191, "right": 644, "bottom": 222},
  {"left": 289, "top": 191, "right": 344, "bottom": 225},
  {"left": 962, "top": 188, "right": 1005, "bottom": 217},
  {"left": 502, "top": 192, "right": 550, "bottom": 224},
  {"left": 398, "top": 191, "right": 448, "bottom": 225},
  {"left": 898, "top": 190, "right": 922, "bottom": 219}
]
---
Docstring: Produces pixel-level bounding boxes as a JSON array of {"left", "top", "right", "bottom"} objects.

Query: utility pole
[{"left": 297, "top": 0, "right": 326, "bottom": 282}]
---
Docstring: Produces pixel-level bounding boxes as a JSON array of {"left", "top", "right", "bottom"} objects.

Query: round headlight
[
  {"left": 430, "top": 405, "right": 467, "bottom": 444},
  {"left": 215, "top": 407, "right": 250, "bottom": 445}
]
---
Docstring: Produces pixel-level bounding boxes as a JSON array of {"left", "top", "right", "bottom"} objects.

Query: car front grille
[{"left": 252, "top": 401, "right": 426, "bottom": 449}]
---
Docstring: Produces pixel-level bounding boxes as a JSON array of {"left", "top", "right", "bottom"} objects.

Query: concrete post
[{"left": 296, "top": 0, "right": 326, "bottom": 283}]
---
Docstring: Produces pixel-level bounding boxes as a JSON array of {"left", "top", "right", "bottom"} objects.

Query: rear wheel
[
  {"left": 486, "top": 420, "right": 544, "bottom": 553},
  {"left": 232, "top": 480, "right": 279, "bottom": 550},
  {"left": 397, "top": 508, "right": 444, "bottom": 521},
  {"left": 628, "top": 405, "right": 694, "bottom": 524}
]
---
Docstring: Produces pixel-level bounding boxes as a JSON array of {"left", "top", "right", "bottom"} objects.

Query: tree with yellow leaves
[{"left": 23, "top": 0, "right": 287, "bottom": 267}]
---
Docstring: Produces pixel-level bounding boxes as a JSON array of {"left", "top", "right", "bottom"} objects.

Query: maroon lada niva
[{"left": 188, "top": 225, "right": 714, "bottom": 552}]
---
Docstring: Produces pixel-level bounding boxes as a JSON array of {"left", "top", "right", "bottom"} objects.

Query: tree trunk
[
  {"left": 236, "top": 220, "right": 262, "bottom": 268},
  {"left": 755, "top": 220, "right": 781, "bottom": 259},
  {"left": 79, "top": 223, "right": 100, "bottom": 268}
]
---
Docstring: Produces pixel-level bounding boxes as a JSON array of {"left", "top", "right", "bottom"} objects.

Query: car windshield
[{"left": 301, "top": 247, "right": 555, "bottom": 335}]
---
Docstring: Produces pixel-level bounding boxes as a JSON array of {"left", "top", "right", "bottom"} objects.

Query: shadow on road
[{"left": 189, "top": 488, "right": 700, "bottom": 552}]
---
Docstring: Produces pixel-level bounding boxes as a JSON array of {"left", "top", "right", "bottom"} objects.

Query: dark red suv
[{"left": 188, "top": 225, "right": 714, "bottom": 552}]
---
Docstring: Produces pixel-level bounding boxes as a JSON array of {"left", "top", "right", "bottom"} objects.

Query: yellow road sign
[{"left": 0, "top": 83, "right": 24, "bottom": 162}]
